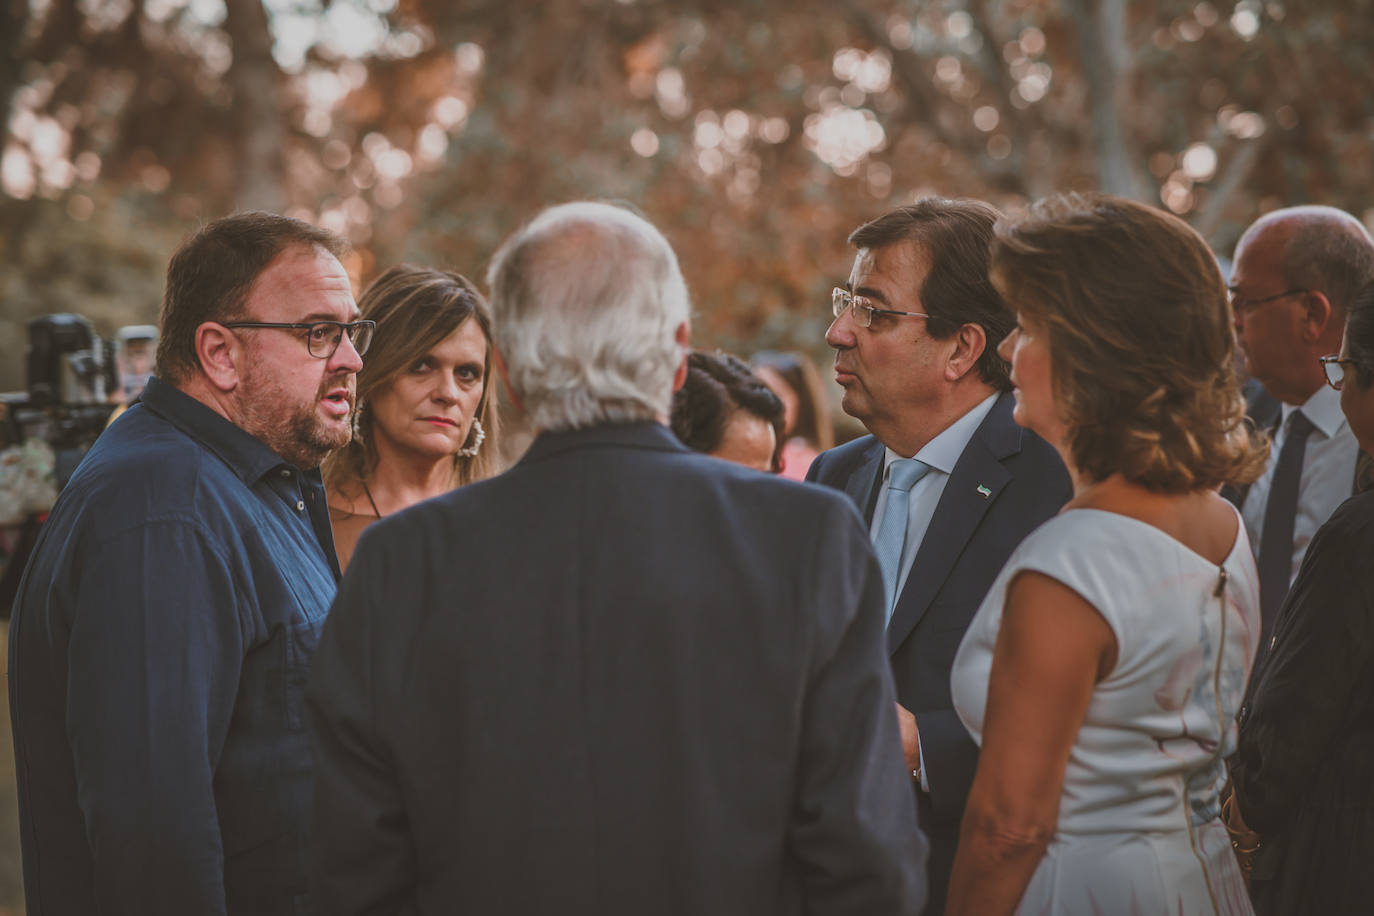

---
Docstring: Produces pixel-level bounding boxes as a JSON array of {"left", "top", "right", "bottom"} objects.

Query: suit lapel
[
  {"left": 886, "top": 395, "right": 1018, "bottom": 654},
  {"left": 843, "top": 440, "right": 886, "bottom": 525}
]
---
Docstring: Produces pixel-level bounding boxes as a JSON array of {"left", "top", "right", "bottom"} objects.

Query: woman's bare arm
[{"left": 945, "top": 570, "right": 1117, "bottom": 916}]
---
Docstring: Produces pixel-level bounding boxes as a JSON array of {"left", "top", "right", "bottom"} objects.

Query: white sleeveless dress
[{"left": 951, "top": 508, "right": 1259, "bottom": 916}]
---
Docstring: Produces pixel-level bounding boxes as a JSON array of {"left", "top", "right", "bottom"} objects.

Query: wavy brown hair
[
  {"left": 323, "top": 265, "right": 500, "bottom": 494},
  {"left": 990, "top": 193, "right": 1268, "bottom": 493}
]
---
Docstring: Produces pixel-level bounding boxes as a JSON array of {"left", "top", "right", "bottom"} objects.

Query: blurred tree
[
  {"left": 0, "top": 0, "right": 29, "bottom": 134},
  {"left": 1, "top": 0, "right": 1372, "bottom": 395}
]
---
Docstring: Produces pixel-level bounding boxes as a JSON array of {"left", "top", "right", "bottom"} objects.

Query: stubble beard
[{"left": 237, "top": 363, "right": 354, "bottom": 469}]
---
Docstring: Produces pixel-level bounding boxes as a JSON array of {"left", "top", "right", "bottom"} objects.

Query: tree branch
[
  {"left": 1061, "top": 0, "right": 1146, "bottom": 199},
  {"left": 223, "top": 0, "right": 286, "bottom": 211}
]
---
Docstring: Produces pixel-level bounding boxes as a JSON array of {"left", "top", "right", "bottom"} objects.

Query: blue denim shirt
[{"left": 9, "top": 377, "right": 340, "bottom": 916}]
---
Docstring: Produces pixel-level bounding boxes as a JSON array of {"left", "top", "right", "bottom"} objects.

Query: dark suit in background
[
  {"left": 808, "top": 391, "right": 1070, "bottom": 910},
  {"left": 1232, "top": 489, "right": 1374, "bottom": 914}
]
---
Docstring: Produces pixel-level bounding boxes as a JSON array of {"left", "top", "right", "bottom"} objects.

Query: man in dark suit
[
  {"left": 305, "top": 202, "right": 928, "bottom": 915},
  {"left": 806, "top": 199, "right": 1071, "bottom": 913},
  {"left": 1226, "top": 206, "right": 1374, "bottom": 671}
]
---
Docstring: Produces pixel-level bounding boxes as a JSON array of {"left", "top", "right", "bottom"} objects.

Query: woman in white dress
[{"left": 946, "top": 194, "right": 1269, "bottom": 915}]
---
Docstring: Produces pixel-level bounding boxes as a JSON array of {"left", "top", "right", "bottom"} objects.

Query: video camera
[{"left": 0, "top": 314, "right": 155, "bottom": 487}]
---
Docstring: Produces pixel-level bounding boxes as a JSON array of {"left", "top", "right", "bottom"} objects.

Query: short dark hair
[
  {"left": 1347, "top": 279, "right": 1374, "bottom": 391},
  {"left": 671, "top": 351, "right": 784, "bottom": 467},
  {"left": 848, "top": 198, "right": 1012, "bottom": 390},
  {"left": 155, "top": 211, "right": 348, "bottom": 384},
  {"left": 991, "top": 192, "right": 1267, "bottom": 493}
]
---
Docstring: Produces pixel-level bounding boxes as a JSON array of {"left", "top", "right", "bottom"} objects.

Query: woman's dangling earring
[
  {"left": 455, "top": 418, "right": 485, "bottom": 458},
  {"left": 351, "top": 400, "right": 365, "bottom": 444}
]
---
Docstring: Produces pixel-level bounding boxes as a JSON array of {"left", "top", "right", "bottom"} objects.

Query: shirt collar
[
  {"left": 883, "top": 392, "right": 1000, "bottom": 477},
  {"left": 1284, "top": 382, "right": 1347, "bottom": 440},
  {"left": 139, "top": 376, "right": 300, "bottom": 484}
]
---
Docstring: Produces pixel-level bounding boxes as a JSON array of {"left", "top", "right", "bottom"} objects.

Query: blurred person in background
[
  {"left": 323, "top": 265, "right": 500, "bottom": 572},
  {"left": 9, "top": 211, "right": 366, "bottom": 915},
  {"left": 750, "top": 349, "right": 834, "bottom": 479},
  {"left": 1226, "top": 206, "right": 1374, "bottom": 675},
  {"left": 1228, "top": 277, "right": 1374, "bottom": 914},
  {"left": 671, "top": 349, "right": 783, "bottom": 472},
  {"left": 947, "top": 193, "right": 1267, "bottom": 915}
]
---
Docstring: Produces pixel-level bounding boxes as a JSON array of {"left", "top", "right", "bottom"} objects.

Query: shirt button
[
  {"left": 280, "top": 469, "right": 292, "bottom": 478},
  {"left": 296, "top": 500, "right": 305, "bottom": 511}
]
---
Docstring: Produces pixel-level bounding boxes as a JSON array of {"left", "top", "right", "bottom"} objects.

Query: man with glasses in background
[
  {"left": 806, "top": 198, "right": 1070, "bottom": 914},
  {"left": 10, "top": 211, "right": 371, "bottom": 915},
  {"left": 1227, "top": 205, "right": 1374, "bottom": 675}
]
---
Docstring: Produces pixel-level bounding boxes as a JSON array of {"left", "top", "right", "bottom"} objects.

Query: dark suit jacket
[
  {"left": 306, "top": 421, "right": 928, "bottom": 916},
  {"left": 1225, "top": 377, "right": 1367, "bottom": 685},
  {"left": 1232, "top": 490, "right": 1374, "bottom": 915},
  {"left": 806, "top": 391, "right": 1070, "bottom": 911}
]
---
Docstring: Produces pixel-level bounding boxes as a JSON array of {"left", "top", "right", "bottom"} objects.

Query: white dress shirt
[
  {"left": 1241, "top": 384, "right": 1358, "bottom": 586},
  {"left": 870, "top": 393, "right": 999, "bottom": 612}
]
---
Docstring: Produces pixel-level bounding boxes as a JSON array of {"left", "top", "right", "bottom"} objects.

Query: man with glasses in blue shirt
[
  {"left": 806, "top": 198, "right": 1070, "bottom": 914},
  {"left": 10, "top": 211, "right": 371, "bottom": 915}
]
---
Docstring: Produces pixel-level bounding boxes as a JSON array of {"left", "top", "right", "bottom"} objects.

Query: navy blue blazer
[
  {"left": 806, "top": 391, "right": 1069, "bottom": 910},
  {"left": 307, "top": 421, "right": 929, "bottom": 916}
]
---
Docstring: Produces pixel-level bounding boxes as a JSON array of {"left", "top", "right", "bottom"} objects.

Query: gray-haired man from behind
[{"left": 306, "top": 201, "right": 928, "bottom": 915}]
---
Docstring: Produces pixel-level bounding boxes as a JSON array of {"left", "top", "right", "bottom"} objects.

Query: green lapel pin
[{"left": 976, "top": 484, "right": 991, "bottom": 498}]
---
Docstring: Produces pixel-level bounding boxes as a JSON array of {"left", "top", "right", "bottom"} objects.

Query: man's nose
[
  {"left": 331, "top": 333, "right": 365, "bottom": 373},
  {"left": 826, "top": 311, "right": 855, "bottom": 349}
]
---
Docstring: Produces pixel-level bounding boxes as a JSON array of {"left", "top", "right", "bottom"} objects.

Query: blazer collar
[
  {"left": 518, "top": 420, "right": 688, "bottom": 466},
  {"left": 846, "top": 438, "right": 887, "bottom": 524}
]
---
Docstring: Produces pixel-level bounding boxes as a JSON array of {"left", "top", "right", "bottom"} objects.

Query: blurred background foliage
[{"left": 3, "top": 0, "right": 1373, "bottom": 394}]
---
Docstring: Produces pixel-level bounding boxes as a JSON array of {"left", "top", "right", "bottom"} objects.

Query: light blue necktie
[{"left": 873, "top": 458, "right": 930, "bottom": 622}]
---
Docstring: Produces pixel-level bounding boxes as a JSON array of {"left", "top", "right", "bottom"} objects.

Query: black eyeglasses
[
  {"left": 831, "top": 288, "right": 929, "bottom": 329},
  {"left": 1320, "top": 355, "right": 1361, "bottom": 391},
  {"left": 1228, "top": 287, "right": 1309, "bottom": 316},
  {"left": 222, "top": 320, "right": 376, "bottom": 358}
]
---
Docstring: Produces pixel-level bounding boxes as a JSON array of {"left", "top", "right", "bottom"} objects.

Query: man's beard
[{"left": 237, "top": 363, "right": 354, "bottom": 469}]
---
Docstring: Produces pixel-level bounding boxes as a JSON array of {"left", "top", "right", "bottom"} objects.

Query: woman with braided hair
[{"left": 947, "top": 193, "right": 1268, "bottom": 915}]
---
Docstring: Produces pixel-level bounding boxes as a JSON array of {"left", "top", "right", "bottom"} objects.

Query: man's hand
[{"left": 896, "top": 703, "right": 920, "bottom": 771}]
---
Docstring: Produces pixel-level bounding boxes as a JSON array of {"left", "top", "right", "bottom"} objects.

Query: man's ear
[
  {"left": 1300, "top": 290, "right": 1334, "bottom": 342},
  {"left": 196, "top": 322, "right": 241, "bottom": 393},
  {"left": 492, "top": 345, "right": 525, "bottom": 416},
  {"left": 671, "top": 321, "right": 691, "bottom": 393},
  {"left": 944, "top": 322, "right": 988, "bottom": 382}
]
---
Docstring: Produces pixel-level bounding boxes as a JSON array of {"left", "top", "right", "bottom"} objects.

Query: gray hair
[
  {"left": 486, "top": 202, "right": 691, "bottom": 431},
  {"left": 1243, "top": 205, "right": 1374, "bottom": 317}
]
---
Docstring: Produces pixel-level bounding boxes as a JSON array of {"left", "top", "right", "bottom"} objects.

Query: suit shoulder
[
  {"left": 810, "top": 435, "right": 878, "bottom": 479},
  {"left": 1005, "top": 425, "right": 1069, "bottom": 483}
]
